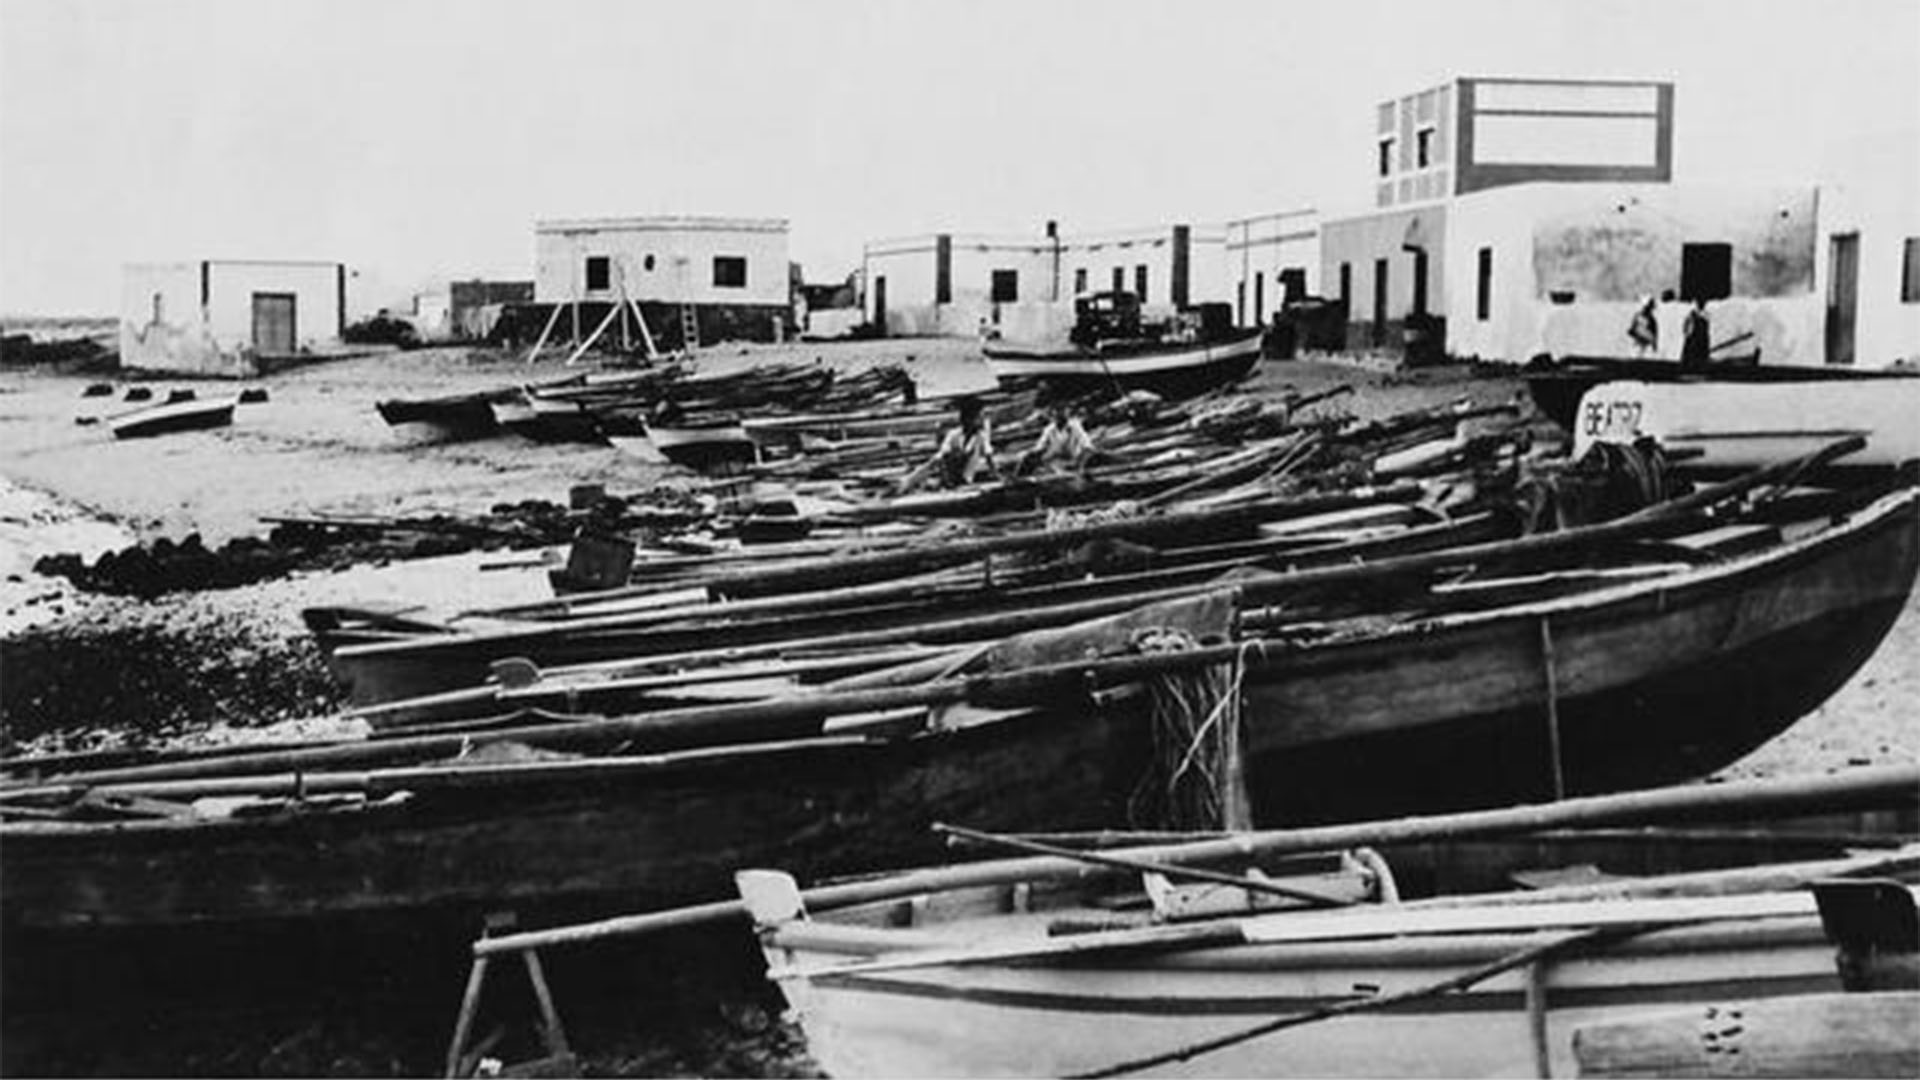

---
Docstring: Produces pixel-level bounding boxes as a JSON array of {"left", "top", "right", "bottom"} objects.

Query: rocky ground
[{"left": 0, "top": 340, "right": 1914, "bottom": 1076}]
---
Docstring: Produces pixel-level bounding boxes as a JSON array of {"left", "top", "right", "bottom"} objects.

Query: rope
[
  {"left": 1067, "top": 925, "right": 1627, "bottom": 1079},
  {"left": 1127, "top": 630, "right": 1251, "bottom": 831}
]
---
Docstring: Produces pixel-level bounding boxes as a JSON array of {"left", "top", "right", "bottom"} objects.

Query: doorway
[
  {"left": 1826, "top": 233, "right": 1858, "bottom": 366},
  {"left": 872, "top": 276, "right": 887, "bottom": 337},
  {"left": 251, "top": 293, "right": 296, "bottom": 354}
]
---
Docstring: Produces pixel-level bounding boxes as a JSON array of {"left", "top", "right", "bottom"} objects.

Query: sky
[{"left": 3, "top": 0, "right": 1917, "bottom": 316}]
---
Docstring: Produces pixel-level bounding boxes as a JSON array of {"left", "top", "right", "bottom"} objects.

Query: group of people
[
  {"left": 1629, "top": 291, "right": 1715, "bottom": 368},
  {"left": 897, "top": 397, "right": 1101, "bottom": 493}
]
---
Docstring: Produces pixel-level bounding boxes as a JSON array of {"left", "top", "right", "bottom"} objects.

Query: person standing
[
  {"left": 1680, "top": 298, "right": 1712, "bottom": 369},
  {"left": 1628, "top": 296, "right": 1659, "bottom": 356}
]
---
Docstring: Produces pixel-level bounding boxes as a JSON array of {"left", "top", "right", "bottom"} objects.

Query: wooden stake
[
  {"left": 1541, "top": 617, "right": 1565, "bottom": 802},
  {"left": 524, "top": 303, "right": 563, "bottom": 364}
]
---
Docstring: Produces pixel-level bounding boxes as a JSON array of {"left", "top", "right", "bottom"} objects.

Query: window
[
  {"left": 990, "top": 269, "right": 1018, "bottom": 303},
  {"left": 713, "top": 256, "right": 747, "bottom": 288},
  {"left": 585, "top": 256, "right": 610, "bottom": 291},
  {"left": 1679, "top": 243, "right": 1732, "bottom": 302},
  {"left": 1476, "top": 247, "right": 1492, "bottom": 322},
  {"left": 1073, "top": 268, "right": 1088, "bottom": 295},
  {"left": 150, "top": 292, "right": 164, "bottom": 324},
  {"left": 1378, "top": 138, "right": 1395, "bottom": 178},
  {"left": 1338, "top": 262, "right": 1352, "bottom": 306},
  {"left": 1372, "top": 258, "right": 1389, "bottom": 345},
  {"left": 1279, "top": 268, "right": 1307, "bottom": 304},
  {"left": 1134, "top": 265, "right": 1149, "bottom": 303},
  {"left": 643, "top": 254, "right": 656, "bottom": 272},
  {"left": 1111, "top": 266, "right": 1125, "bottom": 294},
  {"left": 1903, "top": 238, "right": 1920, "bottom": 303},
  {"left": 1415, "top": 128, "right": 1434, "bottom": 169}
]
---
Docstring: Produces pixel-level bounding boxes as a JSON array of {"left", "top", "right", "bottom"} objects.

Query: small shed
[{"left": 121, "top": 260, "right": 345, "bottom": 376}]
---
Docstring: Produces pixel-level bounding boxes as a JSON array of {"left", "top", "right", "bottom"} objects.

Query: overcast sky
[{"left": 3, "top": 0, "right": 1916, "bottom": 315}]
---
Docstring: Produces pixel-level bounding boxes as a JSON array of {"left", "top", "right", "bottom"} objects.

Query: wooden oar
[{"left": 461, "top": 763, "right": 1920, "bottom": 959}]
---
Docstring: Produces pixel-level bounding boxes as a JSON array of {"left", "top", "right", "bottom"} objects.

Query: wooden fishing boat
[
  {"left": 1523, "top": 354, "right": 1918, "bottom": 432},
  {"left": 1229, "top": 482, "right": 1919, "bottom": 821},
  {"left": 1572, "top": 377, "right": 1920, "bottom": 472},
  {"left": 733, "top": 764, "right": 1920, "bottom": 1076},
  {"left": 108, "top": 394, "right": 238, "bottom": 439},
  {"left": 0, "top": 703, "right": 1142, "bottom": 932},
  {"left": 375, "top": 390, "right": 512, "bottom": 438},
  {"left": 984, "top": 328, "right": 1266, "bottom": 398}
]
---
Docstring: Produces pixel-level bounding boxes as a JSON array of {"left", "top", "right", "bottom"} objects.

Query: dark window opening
[
  {"left": 1073, "top": 268, "right": 1088, "bottom": 295},
  {"left": 1416, "top": 128, "right": 1434, "bottom": 169},
  {"left": 1338, "top": 262, "right": 1352, "bottom": 305},
  {"left": 1111, "top": 266, "right": 1125, "bottom": 295},
  {"left": 990, "top": 269, "right": 1018, "bottom": 303},
  {"left": 1549, "top": 290, "right": 1576, "bottom": 305},
  {"left": 1134, "top": 265, "right": 1149, "bottom": 303},
  {"left": 1902, "top": 237, "right": 1920, "bottom": 303},
  {"left": 643, "top": 254, "right": 656, "bottom": 272},
  {"left": 1679, "top": 243, "right": 1732, "bottom": 302},
  {"left": 713, "top": 256, "right": 748, "bottom": 288},
  {"left": 1279, "top": 268, "right": 1307, "bottom": 304},
  {"left": 585, "top": 256, "right": 611, "bottom": 291},
  {"left": 1372, "top": 258, "right": 1388, "bottom": 346},
  {"left": 1378, "top": 139, "right": 1394, "bottom": 178},
  {"left": 1410, "top": 249, "right": 1429, "bottom": 316},
  {"left": 1476, "top": 247, "right": 1492, "bottom": 322}
]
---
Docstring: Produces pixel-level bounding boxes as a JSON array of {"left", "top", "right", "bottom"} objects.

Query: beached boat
[
  {"left": 984, "top": 291, "right": 1265, "bottom": 398},
  {"left": 0, "top": 700, "right": 1141, "bottom": 932},
  {"left": 1572, "top": 377, "right": 1920, "bottom": 472},
  {"left": 312, "top": 470, "right": 1919, "bottom": 825},
  {"left": 108, "top": 394, "right": 239, "bottom": 439},
  {"left": 1523, "top": 353, "right": 1918, "bottom": 432},
  {"left": 735, "top": 767, "right": 1920, "bottom": 1080},
  {"left": 375, "top": 390, "right": 511, "bottom": 438},
  {"left": 985, "top": 329, "right": 1266, "bottom": 398}
]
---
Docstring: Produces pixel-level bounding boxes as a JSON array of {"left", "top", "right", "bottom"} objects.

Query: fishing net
[{"left": 1125, "top": 627, "right": 1252, "bottom": 831}]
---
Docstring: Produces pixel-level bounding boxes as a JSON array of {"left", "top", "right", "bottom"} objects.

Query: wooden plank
[{"left": 1573, "top": 992, "right": 1920, "bottom": 1078}]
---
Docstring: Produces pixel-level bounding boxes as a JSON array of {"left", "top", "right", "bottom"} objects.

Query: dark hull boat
[
  {"left": 0, "top": 708, "right": 1141, "bottom": 932},
  {"left": 4, "top": 483, "right": 1912, "bottom": 936},
  {"left": 1524, "top": 354, "right": 1919, "bottom": 432},
  {"left": 1238, "top": 485, "right": 1920, "bottom": 822}
]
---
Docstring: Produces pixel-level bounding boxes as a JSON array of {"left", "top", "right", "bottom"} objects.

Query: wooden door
[
  {"left": 1826, "top": 233, "right": 1858, "bottom": 366},
  {"left": 252, "top": 293, "right": 296, "bottom": 354}
]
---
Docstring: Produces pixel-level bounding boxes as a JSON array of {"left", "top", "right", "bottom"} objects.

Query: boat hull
[
  {"left": 109, "top": 398, "right": 238, "bottom": 439},
  {"left": 1240, "top": 487, "right": 1920, "bottom": 822},
  {"left": 1524, "top": 355, "right": 1918, "bottom": 432},
  {"left": 783, "top": 919, "right": 1840, "bottom": 1078},
  {"left": 0, "top": 709, "right": 1143, "bottom": 932},
  {"left": 1571, "top": 378, "right": 1920, "bottom": 470},
  {"left": 984, "top": 330, "right": 1265, "bottom": 398}
]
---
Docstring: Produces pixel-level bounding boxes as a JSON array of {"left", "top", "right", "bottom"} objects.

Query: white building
[
  {"left": 1815, "top": 133, "right": 1920, "bottom": 368},
  {"left": 1444, "top": 182, "right": 1822, "bottom": 365},
  {"left": 1225, "top": 209, "right": 1320, "bottom": 329},
  {"left": 862, "top": 222, "right": 1237, "bottom": 341},
  {"left": 534, "top": 215, "right": 790, "bottom": 346},
  {"left": 120, "top": 259, "right": 345, "bottom": 376}
]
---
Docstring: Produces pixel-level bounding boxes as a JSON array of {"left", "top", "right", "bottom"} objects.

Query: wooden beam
[{"left": 1573, "top": 992, "right": 1920, "bottom": 1078}]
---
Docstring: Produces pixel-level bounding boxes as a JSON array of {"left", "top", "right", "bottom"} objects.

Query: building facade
[
  {"left": 862, "top": 222, "right": 1236, "bottom": 340},
  {"left": 1815, "top": 133, "right": 1920, "bottom": 368},
  {"left": 534, "top": 215, "right": 791, "bottom": 346},
  {"left": 120, "top": 259, "right": 345, "bottom": 376},
  {"left": 1444, "top": 182, "right": 1821, "bottom": 364},
  {"left": 1225, "top": 209, "right": 1320, "bottom": 330}
]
